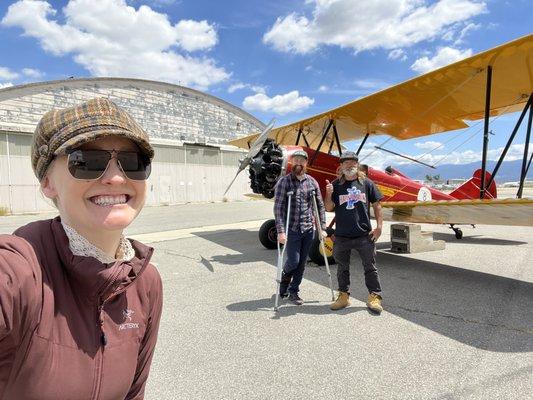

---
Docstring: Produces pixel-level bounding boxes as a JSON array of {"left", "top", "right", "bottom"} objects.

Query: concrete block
[{"left": 390, "top": 223, "right": 445, "bottom": 253}]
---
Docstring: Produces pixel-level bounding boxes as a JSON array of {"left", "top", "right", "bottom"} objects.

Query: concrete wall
[
  {"left": 0, "top": 154, "right": 252, "bottom": 214},
  {"left": 0, "top": 78, "right": 266, "bottom": 214}
]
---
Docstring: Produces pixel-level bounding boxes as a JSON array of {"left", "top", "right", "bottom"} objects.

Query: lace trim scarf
[{"left": 62, "top": 222, "right": 135, "bottom": 263}]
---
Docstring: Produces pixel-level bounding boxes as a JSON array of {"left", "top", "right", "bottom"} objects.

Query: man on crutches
[{"left": 274, "top": 149, "right": 327, "bottom": 307}]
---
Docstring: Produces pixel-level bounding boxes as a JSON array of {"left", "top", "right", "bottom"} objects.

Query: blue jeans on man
[{"left": 280, "top": 228, "right": 315, "bottom": 295}]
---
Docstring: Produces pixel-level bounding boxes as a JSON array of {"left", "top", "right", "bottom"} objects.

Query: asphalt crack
[{"left": 391, "top": 304, "right": 533, "bottom": 335}]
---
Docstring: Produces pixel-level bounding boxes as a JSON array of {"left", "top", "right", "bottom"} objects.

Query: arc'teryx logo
[
  {"left": 339, "top": 187, "right": 366, "bottom": 210},
  {"left": 119, "top": 309, "right": 139, "bottom": 331},
  {"left": 123, "top": 309, "right": 134, "bottom": 321}
]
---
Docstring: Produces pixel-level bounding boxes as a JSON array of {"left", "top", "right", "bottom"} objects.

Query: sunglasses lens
[
  {"left": 117, "top": 152, "right": 151, "bottom": 180},
  {"left": 68, "top": 150, "right": 111, "bottom": 179}
]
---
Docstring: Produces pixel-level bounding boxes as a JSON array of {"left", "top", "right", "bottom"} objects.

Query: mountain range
[{"left": 384, "top": 159, "right": 532, "bottom": 183}]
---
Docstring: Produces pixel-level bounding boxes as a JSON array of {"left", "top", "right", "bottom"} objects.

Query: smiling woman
[{"left": 0, "top": 98, "right": 163, "bottom": 400}]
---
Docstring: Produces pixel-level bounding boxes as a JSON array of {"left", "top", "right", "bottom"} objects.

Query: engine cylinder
[{"left": 249, "top": 139, "right": 284, "bottom": 198}]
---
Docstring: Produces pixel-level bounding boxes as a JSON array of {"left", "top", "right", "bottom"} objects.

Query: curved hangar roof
[{"left": 0, "top": 77, "right": 265, "bottom": 145}]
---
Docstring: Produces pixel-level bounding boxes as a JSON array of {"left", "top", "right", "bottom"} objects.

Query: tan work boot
[
  {"left": 366, "top": 293, "right": 383, "bottom": 313},
  {"left": 330, "top": 291, "right": 351, "bottom": 310}
]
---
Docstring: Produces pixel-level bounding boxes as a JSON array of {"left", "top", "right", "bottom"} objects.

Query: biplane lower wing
[{"left": 381, "top": 198, "right": 533, "bottom": 226}]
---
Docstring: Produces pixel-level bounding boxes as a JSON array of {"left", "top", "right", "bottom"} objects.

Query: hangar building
[{"left": 0, "top": 78, "right": 265, "bottom": 214}]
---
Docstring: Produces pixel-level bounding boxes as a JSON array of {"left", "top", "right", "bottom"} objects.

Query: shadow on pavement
[
  {"left": 196, "top": 228, "right": 533, "bottom": 353},
  {"left": 433, "top": 232, "right": 528, "bottom": 245},
  {"left": 227, "top": 294, "right": 367, "bottom": 318}
]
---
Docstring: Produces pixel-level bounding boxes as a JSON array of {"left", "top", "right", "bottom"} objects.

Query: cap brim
[{"left": 54, "top": 127, "right": 154, "bottom": 159}]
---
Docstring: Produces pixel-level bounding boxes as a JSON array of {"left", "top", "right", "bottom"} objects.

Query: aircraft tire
[
  {"left": 259, "top": 219, "right": 278, "bottom": 249},
  {"left": 308, "top": 236, "right": 336, "bottom": 266},
  {"left": 454, "top": 228, "right": 463, "bottom": 239}
]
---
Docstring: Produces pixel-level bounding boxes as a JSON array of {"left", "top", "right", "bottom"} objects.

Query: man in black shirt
[{"left": 324, "top": 151, "right": 384, "bottom": 313}]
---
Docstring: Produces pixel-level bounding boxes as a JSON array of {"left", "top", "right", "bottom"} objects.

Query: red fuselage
[{"left": 282, "top": 146, "right": 496, "bottom": 202}]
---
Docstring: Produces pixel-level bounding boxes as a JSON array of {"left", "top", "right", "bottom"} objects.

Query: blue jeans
[{"left": 280, "top": 228, "right": 315, "bottom": 295}]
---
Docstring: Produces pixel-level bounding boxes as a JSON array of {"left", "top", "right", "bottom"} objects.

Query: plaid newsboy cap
[{"left": 31, "top": 97, "right": 154, "bottom": 181}]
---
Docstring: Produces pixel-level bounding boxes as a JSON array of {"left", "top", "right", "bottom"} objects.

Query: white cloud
[
  {"left": 175, "top": 20, "right": 218, "bottom": 51},
  {"left": 354, "top": 79, "right": 388, "bottom": 90},
  {"left": 2, "top": 0, "right": 228, "bottom": 89},
  {"left": 318, "top": 85, "right": 329, "bottom": 92},
  {"left": 22, "top": 68, "right": 44, "bottom": 78},
  {"left": 416, "top": 143, "right": 532, "bottom": 166},
  {"left": 410, "top": 46, "right": 472, "bottom": 73},
  {"left": 0, "top": 66, "right": 19, "bottom": 80},
  {"left": 228, "top": 83, "right": 246, "bottom": 93},
  {"left": 263, "top": 0, "right": 486, "bottom": 54},
  {"left": 228, "top": 82, "right": 266, "bottom": 94},
  {"left": 243, "top": 90, "right": 314, "bottom": 115},
  {"left": 454, "top": 22, "right": 480, "bottom": 44},
  {"left": 355, "top": 141, "right": 532, "bottom": 170},
  {"left": 388, "top": 49, "right": 407, "bottom": 61},
  {"left": 0, "top": 82, "right": 14, "bottom": 89},
  {"left": 414, "top": 141, "right": 443, "bottom": 150}
]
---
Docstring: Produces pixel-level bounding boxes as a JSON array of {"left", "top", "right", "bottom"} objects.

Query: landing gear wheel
[
  {"left": 453, "top": 228, "right": 463, "bottom": 239},
  {"left": 259, "top": 219, "right": 278, "bottom": 249},
  {"left": 308, "top": 235, "right": 336, "bottom": 265}
]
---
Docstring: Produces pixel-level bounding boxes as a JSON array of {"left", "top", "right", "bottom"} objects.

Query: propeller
[{"left": 223, "top": 118, "right": 276, "bottom": 197}]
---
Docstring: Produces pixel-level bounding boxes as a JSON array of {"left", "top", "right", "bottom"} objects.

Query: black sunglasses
[{"left": 67, "top": 149, "right": 152, "bottom": 181}]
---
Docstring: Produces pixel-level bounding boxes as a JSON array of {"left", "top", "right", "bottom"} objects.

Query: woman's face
[{"left": 41, "top": 136, "right": 148, "bottom": 235}]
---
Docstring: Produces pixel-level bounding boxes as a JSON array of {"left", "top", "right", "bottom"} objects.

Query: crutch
[
  {"left": 311, "top": 190, "right": 335, "bottom": 301},
  {"left": 274, "top": 191, "right": 293, "bottom": 312}
]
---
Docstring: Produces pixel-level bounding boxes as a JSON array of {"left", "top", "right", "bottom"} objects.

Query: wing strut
[
  {"left": 485, "top": 93, "right": 533, "bottom": 191},
  {"left": 517, "top": 98, "right": 533, "bottom": 198},
  {"left": 302, "top": 132, "right": 310, "bottom": 147},
  {"left": 333, "top": 124, "right": 342, "bottom": 156},
  {"left": 295, "top": 128, "right": 302, "bottom": 145},
  {"left": 480, "top": 66, "right": 493, "bottom": 199},
  {"left": 356, "top": 133, "right": 370, "bottom": 156},
  {"left": 309, "top": 119, "right": 334, "bottom": 165}
]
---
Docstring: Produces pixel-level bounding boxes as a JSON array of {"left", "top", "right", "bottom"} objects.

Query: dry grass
[{"left": 0, "top": 206, "right": 9, "bottom": 216}]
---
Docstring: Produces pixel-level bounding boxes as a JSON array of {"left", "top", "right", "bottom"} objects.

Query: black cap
[
  {"left": 292, "top": 149, "right": 308, "bottom": 159},
  {"left": 339, "top": 151, "right": 358, "bottom": 163}
]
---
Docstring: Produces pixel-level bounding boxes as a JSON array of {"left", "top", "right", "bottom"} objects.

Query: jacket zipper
[
  {"left": 91, "top": 247, "right": 154, "bottom": 399},
  {"left": 92, "top": 301, "right": 107, "bottom": 400}
]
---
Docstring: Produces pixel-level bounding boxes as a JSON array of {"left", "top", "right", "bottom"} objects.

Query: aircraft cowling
[{"left": 249, "top": 138, "right": 284, "bottom": 198}]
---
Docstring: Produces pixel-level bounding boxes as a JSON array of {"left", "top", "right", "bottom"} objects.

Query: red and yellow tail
[{"left": 449, "top": 169, "right": 497, "bottom": 200}]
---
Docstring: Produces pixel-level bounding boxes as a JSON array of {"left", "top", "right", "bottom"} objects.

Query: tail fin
[{"left": 449, "top": 169, "right": 497, "bottom": 200}]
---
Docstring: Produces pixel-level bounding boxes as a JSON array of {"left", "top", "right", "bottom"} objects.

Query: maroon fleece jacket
[{"left": 0, "top": 217, "right": 163, "bottom": 399}]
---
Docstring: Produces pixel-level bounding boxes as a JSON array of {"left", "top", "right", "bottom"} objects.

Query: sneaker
[
  {"left": 279, "top": 292, "right": 289, "bottom": 299},
  {"left": 288, "top": 293, "right": 304, "bottom": 305},
  {"left": 366, "top": 293, "right": 383, "bottom": 313}
]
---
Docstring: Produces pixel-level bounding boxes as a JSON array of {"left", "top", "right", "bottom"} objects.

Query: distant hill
[{"left": 386, "top": 159, "right": 533, "bottom": 183}]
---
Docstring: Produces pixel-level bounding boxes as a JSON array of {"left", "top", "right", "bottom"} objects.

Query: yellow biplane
[{"left": 225, "top": 34, "right": 533, "bottom": 259}]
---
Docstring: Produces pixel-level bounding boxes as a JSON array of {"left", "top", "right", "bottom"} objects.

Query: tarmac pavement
[{"left": 1, "top": 200, "right": 532, "bottom": 399}]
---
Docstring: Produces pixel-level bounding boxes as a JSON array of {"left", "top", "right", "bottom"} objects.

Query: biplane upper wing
[
  {"left": 381, "top": 198, "right": 533, "bottom": 226},
  {"left": 229, "top": 34, "right": 533, "bottom": 150}
]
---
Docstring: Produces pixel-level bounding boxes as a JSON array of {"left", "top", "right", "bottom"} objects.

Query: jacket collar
[{"left": 51, "top": 217, "right": 153, "bottom": 303}]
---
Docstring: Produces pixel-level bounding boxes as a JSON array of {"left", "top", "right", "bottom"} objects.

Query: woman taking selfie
[{"left": 0, "top": 98, "right": 163, "bottom": 399}]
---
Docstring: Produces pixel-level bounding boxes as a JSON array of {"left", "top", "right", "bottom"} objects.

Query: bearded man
[
  {"left": 324, "top": 151, "right": 385, "bottom": 313},
  {"left": 274, "top": 149, "right": 327, "bottom": 305}
]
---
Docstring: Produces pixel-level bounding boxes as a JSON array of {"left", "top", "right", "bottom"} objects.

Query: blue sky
[{"left": 0, "top": 0, "right": 531, "bottom": 169}]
